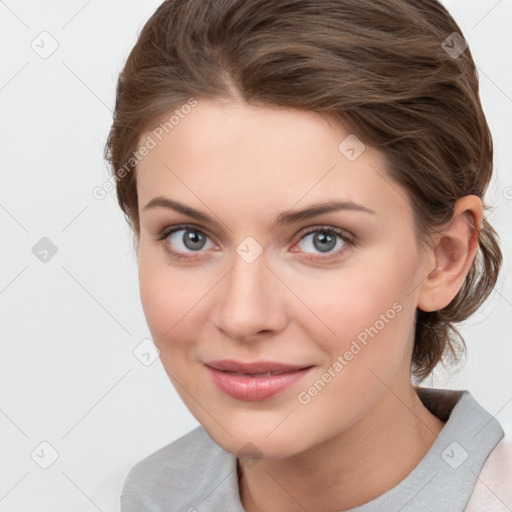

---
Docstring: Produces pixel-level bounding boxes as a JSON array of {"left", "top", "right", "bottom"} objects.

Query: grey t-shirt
[{"left": 120, "top": 387, "right": 504, "bottom": 511}]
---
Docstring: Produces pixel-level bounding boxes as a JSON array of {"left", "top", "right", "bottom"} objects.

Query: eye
[
  {"left": 294, "top": 226, "right": 354, "bottom": 259},
  {"left": 157, "top": 224, "right": 354, "bottom": 261},
  {"left": 157, "top": 224, "right": 215, "bottom": 260}
]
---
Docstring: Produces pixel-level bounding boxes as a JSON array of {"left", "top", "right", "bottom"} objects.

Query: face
[{"left": 135, "top": 99, "right": 433, "bottom": 458}]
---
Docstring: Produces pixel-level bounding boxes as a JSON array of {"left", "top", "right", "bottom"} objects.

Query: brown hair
[{"left": 104, "top": 0, "right": 502, "bottom": 382}]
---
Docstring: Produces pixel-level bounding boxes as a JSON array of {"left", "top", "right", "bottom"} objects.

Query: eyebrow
[{"left": 142, "top": 196, "right": 376, "bottom": 229}]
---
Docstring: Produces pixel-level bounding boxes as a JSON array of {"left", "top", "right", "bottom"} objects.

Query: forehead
[{"left": 136, "top": 99, "right": 411, "bottom": 224}]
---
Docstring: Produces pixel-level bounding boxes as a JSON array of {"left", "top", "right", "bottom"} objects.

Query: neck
[{"left": 238, "top": 384, "right": 446, "bottom": 512}]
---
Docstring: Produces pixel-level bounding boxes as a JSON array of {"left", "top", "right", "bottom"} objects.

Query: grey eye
[
  {"left": 168, "top": 229, "right": 213, "bottom": 252},
  {"left": 298, "top": 230, "right": 346, "bottom": 254}
]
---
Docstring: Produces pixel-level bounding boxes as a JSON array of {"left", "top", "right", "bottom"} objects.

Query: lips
[
  {"left": 205, "top": 359, "right": 311, "bottom": 374},
  {"left": 204, "top": 359, "right": 314, "bottom": 401}
]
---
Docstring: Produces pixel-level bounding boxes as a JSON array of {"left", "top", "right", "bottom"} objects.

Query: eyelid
[
  {"left": 297, "top": 224, "right": 354, "bottom": 242},
  {"left": 157, "top": 223, "right": 213, "bottom": 242}
]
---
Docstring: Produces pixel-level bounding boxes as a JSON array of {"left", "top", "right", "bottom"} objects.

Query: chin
[{"left": 200, "top": 416, "right": 313, "bottom": 461}]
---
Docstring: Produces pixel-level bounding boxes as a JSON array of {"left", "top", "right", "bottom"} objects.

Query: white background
[{"left": 1, "top": 1, "right": 511, "bottom": 510}]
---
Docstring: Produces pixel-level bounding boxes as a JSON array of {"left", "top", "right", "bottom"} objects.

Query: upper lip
[{"left": 204, "top": 359, "right": 312, "bottom": 375}]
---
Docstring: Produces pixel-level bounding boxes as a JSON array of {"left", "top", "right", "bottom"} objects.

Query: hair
[{"left": 104, "top": 0, "right": 502, "bottom": 382}]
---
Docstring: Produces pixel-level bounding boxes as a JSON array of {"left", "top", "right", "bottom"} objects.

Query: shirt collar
[{"left": 121, "top": 388, "right": 504, "bottom": 512}]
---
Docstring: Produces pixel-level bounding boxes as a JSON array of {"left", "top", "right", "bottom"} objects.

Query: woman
[{"left": 105, "top": 0, "right": 512, "bottom": 510}]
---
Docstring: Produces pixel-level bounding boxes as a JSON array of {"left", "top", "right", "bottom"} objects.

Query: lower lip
[{"left": 205, "top": 365, "right": 313, "bottom": 401}]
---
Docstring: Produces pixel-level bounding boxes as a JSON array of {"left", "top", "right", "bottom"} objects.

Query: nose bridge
[
  {"left": 212, "top": 243, "right": 282, "bottom": 339},
  {"left": 225, "top": 246, "right": 270, "bottom": 312}
]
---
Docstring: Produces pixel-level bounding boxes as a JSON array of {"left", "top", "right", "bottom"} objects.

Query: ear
[{"left": 417, "top": 195, "right": 483, "bottom": 313}]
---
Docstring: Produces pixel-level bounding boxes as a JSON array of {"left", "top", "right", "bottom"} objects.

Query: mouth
[{"left": 204, "top": 359, "right": 314, "bottom": 401}]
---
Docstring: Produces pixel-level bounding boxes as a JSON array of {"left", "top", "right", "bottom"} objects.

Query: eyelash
[{"left": 156, "top": 223, "right": 355, "bottom": 262}]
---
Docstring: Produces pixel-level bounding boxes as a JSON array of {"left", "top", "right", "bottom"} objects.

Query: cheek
[
  {"left": 291, "top": 267, "right": 416, "bottom": 427},
  {"left": 296, "top": 266, "right": 407, "bottom": 346},
  {"left": 138, "top": 249, "right": 207, "bottom": 350}
]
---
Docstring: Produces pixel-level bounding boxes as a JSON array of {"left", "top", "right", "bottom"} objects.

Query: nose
[{"left": 211, "top": 247, "right": 287, "bottom": 342}]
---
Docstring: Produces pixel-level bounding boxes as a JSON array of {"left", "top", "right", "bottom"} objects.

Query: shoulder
[
  {"left": 466, "top": 424, "right": 512, "bottom": 511},
  {"left": 120, "top": 425, "right": 233, "bottom": 512}
]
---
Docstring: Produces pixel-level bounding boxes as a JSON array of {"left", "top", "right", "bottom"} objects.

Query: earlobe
[{"left": 417, "top": 196, "right": 482, "bottom": 313}]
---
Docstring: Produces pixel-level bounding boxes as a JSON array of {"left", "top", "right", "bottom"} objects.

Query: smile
[{"left": 204, "top": 360, "right": 314, "bottom": 401}]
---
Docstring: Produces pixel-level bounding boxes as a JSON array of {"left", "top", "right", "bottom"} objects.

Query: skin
[{"left": 134, "top": 98, "right": 482, "bottom": 512}]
